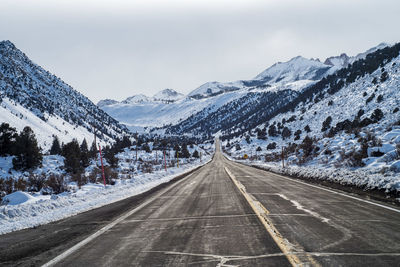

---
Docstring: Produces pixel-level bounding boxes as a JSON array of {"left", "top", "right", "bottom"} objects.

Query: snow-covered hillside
[
  {"left": 101, "top": 90, "right": 247, "bottom": 133},
  {"left": 224, "top": 43, "right": 400, "bottom": 193},
  {"left": 0, "top": 40, "right": 129, "bottom": 149},
  {"left": 0, "top": 98, "right": 102, "bottom": 150}
]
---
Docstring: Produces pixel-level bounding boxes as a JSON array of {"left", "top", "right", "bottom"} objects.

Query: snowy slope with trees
[
  {"left": 0, "top": 40, "right": 129, "bottom": 149},
  {"left": 155, "top": 44, "right": 389, "bottom": 138},
  {"left": 223, "top": 43, "right": 400, "bottom": 195}
]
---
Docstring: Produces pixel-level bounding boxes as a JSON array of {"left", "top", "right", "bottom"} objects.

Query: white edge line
[
  {"left": 42, "top": 170, "right": 197, "bottom": 267},
  {"left": 250, "top": 164, "right": 400, "bottom": 214}
]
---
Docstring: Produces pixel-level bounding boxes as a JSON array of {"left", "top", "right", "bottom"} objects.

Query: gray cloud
[{"left": 0, "top": 0, "right": 399, "bottom": 102}]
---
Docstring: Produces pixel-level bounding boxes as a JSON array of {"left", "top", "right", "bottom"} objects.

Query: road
[{"left": 2, "top": 142, "right": 400, "bottom": 266}]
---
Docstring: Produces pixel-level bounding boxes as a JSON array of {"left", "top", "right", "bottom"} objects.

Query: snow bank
[
  {"left": 0, "top": 157, "right": 211, "bottom": 235},
  {"left": 234, "top": 158, "right": 400, "bottom": 195},
  {"left": 1, "top": 191, "right": 36, "bottom": 205}
]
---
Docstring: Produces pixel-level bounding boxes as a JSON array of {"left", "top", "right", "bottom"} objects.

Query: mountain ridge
[{"left": 0, "top": 40, "right": 130, "bottom": 149}]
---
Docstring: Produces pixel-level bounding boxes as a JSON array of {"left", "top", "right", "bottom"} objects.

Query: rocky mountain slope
[{"left": 0, "top": 40, "right": 129, "bottom": 149}]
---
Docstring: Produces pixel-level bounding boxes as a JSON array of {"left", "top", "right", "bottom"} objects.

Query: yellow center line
[{"left": 225, "top": 167, "right": 321, "bottom": 267}]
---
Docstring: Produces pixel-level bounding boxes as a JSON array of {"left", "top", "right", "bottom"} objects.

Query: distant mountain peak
[
  {"left": 153, "top": 88, "right": 184, "bottom": 102},
  {"left": 324, "top": 53, "right": 350, "bottom": 67},
  {"left": 97, "top": 99, "right": 118, "bottom": 107},
  {"left": 254, "top": 55, "right": 331, "bottom": 82},
  {"left": 121, "top": 94, "right": 151, "bottom": 104}
]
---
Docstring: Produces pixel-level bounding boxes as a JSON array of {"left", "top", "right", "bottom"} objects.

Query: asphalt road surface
[{"left": 1, "top": 142, "right": 400, "bottom": 266}]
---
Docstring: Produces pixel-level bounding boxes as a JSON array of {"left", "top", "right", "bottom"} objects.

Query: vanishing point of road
[{"left": 1, "top": 141, "right": 400, "bottom": 266}]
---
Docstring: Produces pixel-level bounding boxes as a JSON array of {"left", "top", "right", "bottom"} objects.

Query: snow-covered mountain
[
  {"left": 0, "top": 40, "right": 130, "bottom": 149},
  {"left": 324, "top": 53, "right": 350, "bottom": 68},
  {"left": 254, "top": 56, "right": 332, "bottom": 82},
  {"left": 223, "top": 42, "right": 400, "bottom": 192},
  {"left": 100, "top": 56, "right": 339, "bottom": 132},
  {"left": 187, "top": 81, "right": 244, "bottom": 99},
  {"left": 153, "top": 88, "right": 184, "bottom": 102},
  {"left": 324, "top": 43, "right": 389, "bottom": 69},
  {"left": 97, "top": 99, "right": 119, "bottom": 108},
  {"left": 122, "top": 94, "right": 152, "bottom": 104},
  {"left": 98, "top": 43, "right": 393, "bottom": 139}
]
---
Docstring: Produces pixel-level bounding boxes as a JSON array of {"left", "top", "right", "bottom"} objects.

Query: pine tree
[
  {"left": 12, "top": 126, "right": 42, "bottom": 170},
  {"left": 80, "top": 139, "right": 89, "bottom": 168},
  {"left": 268, "top": 125, "right": 278, "bottom": 137},
  {"left": 192, "top": 150, "right": 199, "bottom": 158},
  {"left": 180, "top": 144, "right": 190, "bottom": 158},
  {"left": 62, "top": 139, "right": 82, "bottom": 174},
  {"left": 103, "top": 145, "right": 118, "bottom": 168},
  {"left": 89, "top": 140, "right": 97, "bottom": 159},
  {"left": 50, "top": 136, "right": 62, "bottom": 155},
  {"left": 281, "top": 127, "right": 292, "bottom": 140},
  {"left": 321, "top": 116, "right": 332, "bottom": 132},
  {"left": 142, "top": 143, "right": 151, "bottom": 153},
  {"left": 0, "top": 123, "right": 17, "bottom": 156}
]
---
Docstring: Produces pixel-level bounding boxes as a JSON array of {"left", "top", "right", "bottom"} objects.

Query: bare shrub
[
  {"left": 27, "top": 173, "right": 46, "bottom": 192},
  {"left": 139, "top": 162, "right": 153, "bottom": 174},
  {"left": 14, "top": 178, "right": 27, "bottom": 191},
  {"left": 0, "top": 178, "right": 14, "bottom": 195},
  {"left": 88, "top": 167, "right": 101, "bottom": 183},
  {"left": 46, "top": 174, "right": 68, "bottom": 194},
  {"left": 95, "top": 166, "right": 118, "bottom": 185},
  {"left": 71, "top": 172, "right": 87, "bottom": 188}
]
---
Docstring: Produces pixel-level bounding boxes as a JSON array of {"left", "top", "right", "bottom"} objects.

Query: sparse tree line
[
  {"left": 224, "top": 99, "right": 399, "bottom": 168},
  {"left": 0, "top": 124, "right": 206, "bottom": 201}
]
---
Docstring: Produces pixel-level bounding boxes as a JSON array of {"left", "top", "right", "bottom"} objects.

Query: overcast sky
[{"left": 0, "top": 0, "right": 399, "bottom": 103}]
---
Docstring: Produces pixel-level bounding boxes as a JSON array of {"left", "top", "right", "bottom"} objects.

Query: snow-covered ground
[
  {"left": 231, "top": 157, "right": 400, "bottom": 198},
  {"left": 0, "top": 155, "right": 212, "bottom": 235},
  {"left": 0, "top": 143, "right": 213, "bottom": 235}
]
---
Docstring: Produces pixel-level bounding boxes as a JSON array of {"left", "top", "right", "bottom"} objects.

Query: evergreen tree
[
  {"left": 281, "top": 127, "right": 292, "bottom": 140},
  {"left": 142, "top": 143, "right": 151, "bottom": 153},
  {"left": 321, "top": 116, "right": 332, "bottom": 132},
  {"left": 192, "top": 150, "right": 199, "bottom": 158},
  {"left": 256, "top": 127, "right": 267, "bottom": 140},
  {"left": 103, "top": 145, "right": 118, "bottom": 168},
  {"left": 12, "top": 126, "right": 42, "bottom": 170},
  {"left": 0, "top": 123, "right": 17, "bottom": 156},
  {"left": 80, "top": 138, "right": 90, "bottom": 168},
  {"left": 267, "top": 142, "right": 276, "bottom": 150},
  {"left": 174, "top": 144, "right": 180, "bottom": 158},
  {"left": 62, "top": 139, "right": 82, "bottom": 174},
  {"left": 268, "top": 125, "right": 278, "bottom": 137},
  {"left": 89, "top": 140, "right": 97, "bottom": 159},
  {"left": 180, "top": 144, "right": 190, "bottom": 158},
  {"left": 50, "top": 136, "right": 62, "bottom": 155},
  {"left": 300, "top": 136, "right": 314, "bottom": 158}
]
